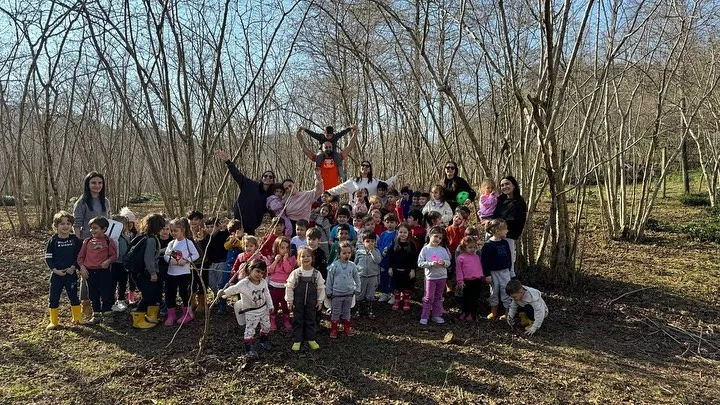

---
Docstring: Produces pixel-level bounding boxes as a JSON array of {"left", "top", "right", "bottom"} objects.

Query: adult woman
[
  {"left": 73, "top": 172, "right": 112, "bottom": 319},
  {"left": 282, "top": 168, "right": 324, "bottom": 225},
  {"left": 492, "top": 176, "right": 527, "bottom": 276},
  {"left": 327, "top": 160, "right": 398, "bottom": 199},
  {"left": 442, "top": 160, "right": 476, "bottom": 212},
  {"left": 217, "top": 150, "right": 274, "bottom": 236}
]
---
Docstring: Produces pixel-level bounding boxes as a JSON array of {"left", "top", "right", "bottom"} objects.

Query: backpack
[{"left": 123, "top": 235, "right": 157, "bottom": 275}]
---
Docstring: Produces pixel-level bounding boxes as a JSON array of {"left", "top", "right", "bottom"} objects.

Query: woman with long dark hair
[
  {"left": 327, "top": 160, "right": 398, "bottom": 199},
  {"left": 491, "top": 176, "right": 527, "bottom": 277},
  {"left": 73, "top": 171, "right": 112, "bottom": 320},
  {"left": 442, "top": 160, "right": 476, "bottom": 212}
]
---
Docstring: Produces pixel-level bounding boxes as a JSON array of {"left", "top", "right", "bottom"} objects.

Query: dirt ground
[{"left": 1, "top": 191, "right": 718, "bottom": 404}]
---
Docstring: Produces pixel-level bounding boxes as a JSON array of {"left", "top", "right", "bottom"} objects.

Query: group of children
[{"left": 45, "top": 178, "right": 548, "bottom": 357}]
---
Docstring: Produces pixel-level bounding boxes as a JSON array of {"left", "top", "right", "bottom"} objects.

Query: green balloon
[{"left": 456, "top": 191, "right": 470, "bottom": 205}]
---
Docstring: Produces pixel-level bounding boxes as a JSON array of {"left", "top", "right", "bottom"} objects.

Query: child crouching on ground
[
  {"left": 45, "top": 211, "right": 83, "bottom": 329},
  {"left": 506, "top": 279, "right": 549, "bottom": 336},
  {"left": 218, "top": 260, "right": 273, "bottom": 357},
  {"left": 325, "top": 241, "right": 360, "bottom": 338},
  {"left": 285, "top": 247, "right": 326, "bottom": 351}
]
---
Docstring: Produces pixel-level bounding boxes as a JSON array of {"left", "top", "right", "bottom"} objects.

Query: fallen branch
[{"left": 604, "top": 286, "right": 656, "bottom": 306}]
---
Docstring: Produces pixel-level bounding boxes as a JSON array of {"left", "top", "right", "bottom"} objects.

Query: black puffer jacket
[{"left": 492, "top": 194, "right": 527, "bottom": 240}]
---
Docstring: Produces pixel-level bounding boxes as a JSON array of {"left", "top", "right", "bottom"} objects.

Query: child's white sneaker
[
  {"left": 431, "top": 316, "right": 445, "bottom": 324},
  {"left": 419, "top": 318, "right": 428, "bottom": 325},
  {"left": 378, "top": 293, "right": 390, "bottom": 302},
  {"left": 112, "top": 300, "right": 127, "bottom": 312}
]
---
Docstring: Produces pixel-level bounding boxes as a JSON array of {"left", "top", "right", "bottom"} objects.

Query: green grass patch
[{"left": 678, "top": 193, "right": 711, "bottom": 206}]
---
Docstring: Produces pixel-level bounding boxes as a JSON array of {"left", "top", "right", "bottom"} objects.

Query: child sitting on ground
[{"left": 506, "top": 279, "right": 549, "bottom": 336}]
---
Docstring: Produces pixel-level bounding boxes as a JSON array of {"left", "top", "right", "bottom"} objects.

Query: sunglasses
[
  {"left": 262, "top": 174, "right": 274, "bottom": 179},
  {"left": 445, "top": 166, "right": 456, "bottom": 170}
]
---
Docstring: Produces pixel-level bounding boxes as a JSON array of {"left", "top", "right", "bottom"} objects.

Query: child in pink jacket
[
  {"left": 267, "top": 236, "right": 297, "bottom": 331},
  {"left": 455, "top": 236, "right": 488, "bottom": 321}
]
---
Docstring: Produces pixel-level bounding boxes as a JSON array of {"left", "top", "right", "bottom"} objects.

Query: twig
[{"left": 605, "top": 286, "right": 655, "bottom": 306}]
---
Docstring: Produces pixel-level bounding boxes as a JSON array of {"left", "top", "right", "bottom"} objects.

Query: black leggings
[
  {"left": 136, "top": 271, "right": 161, "bottom": 312},
  {"left": 166, "top": 273, "right": 192, "bottom": 308},
  {"left": 111, "top": 262, "right": 128, "bottom": 300},
  {"left": 462, "top": 278, "right": 485, "bottom": 317}
]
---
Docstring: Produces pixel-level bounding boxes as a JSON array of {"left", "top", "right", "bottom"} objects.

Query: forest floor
[{"left": 1, "top": 180, "right": 719, "bottom": 404}]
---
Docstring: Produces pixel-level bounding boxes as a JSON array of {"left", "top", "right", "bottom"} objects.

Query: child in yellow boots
[
  {"left": 506, "top": 279, "right": 549, "bottom": 336},
  {"left": 45, "top": 211, "right": 84, "bottom": 329}
]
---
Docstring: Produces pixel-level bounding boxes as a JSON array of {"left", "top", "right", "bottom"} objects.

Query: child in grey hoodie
[
  {"left": 325, "top": 241, "right": 361, "bottom": 338},
  {"left": 506, "top": 279, "right": 549, "bottom": 336},
  {"left": 354, "top": 232, "right": 382, "bottom": 318}
]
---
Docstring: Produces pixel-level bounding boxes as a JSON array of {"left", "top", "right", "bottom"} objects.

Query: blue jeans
[
  {"left": 49, "top": 272, "right": 80, "bottom": 308},
  {"left": 379, "top": 267, "right": 394, "bottom": 295},
  {"left": 87, "top": 269, "right": 114, "bottom": 312}
]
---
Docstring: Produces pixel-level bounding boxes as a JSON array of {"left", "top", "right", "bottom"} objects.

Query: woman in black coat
[
  {"left": 492, "top": 175, "right": 527, "bottom": 276},
  {"left": 442, "top": 160, "right": 477, "bottom": 212},
  {"left": 217, "top": 151, "right": 274, "bottom": 236}
]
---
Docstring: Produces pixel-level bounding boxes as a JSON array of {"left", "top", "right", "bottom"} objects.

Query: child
[
  {"left": 477, "top": 178, "right": 498, "bottom": 225},
  {"left": 78, "top": 216, "right": 118, "bottom": 324},
  {"left": 481, "top": 219, "right": 513, "bottom": 321},
  {"left": 456, "top": 236, "right": 487, "bottom": 321},
  {"left": 110, "top": 215, "right": 131, "bottom": 313},
  {"left": 354, "top": 232, "right": 382, "bottom": 318},
  {"left": 399, "top": 186, "right": 413, "bottom": 219},
  {"left": 352, "top": 214, "right": 365, "bottom": 240},
  {"left": 267, "top": 237, "right": 297, "bottom": 331},
  {"left": 224, "top": 219, "right": 245, "bottom": 285},
  {"left": 446, "top": 209, "right": 469, "bottom": 298},
  {"left": 358, "top": 216, "right": 375, "bottom": 250},
  {"left": 330, "top": 208, "right": 357, "bottom": 244},
  {"left": 129, "top": 213, "right": 165, "bottom": 329},
  {"left": 376, "top": 182, "right": 389, "bottom": 205},
  {"left": 119, "top": 207, "right": 138, "bottom": 238},
  {"left": 266, "top": 183, "right": 293, "bottom": 238},
  {"left": 386, "top": 222, "right": 417, "bottom": 312},
  {"left": 329, "top": 223, "right": 352, "bottom": 263},
  {"left": 301, "top": 124, "right": 354, "bottom": 178},
  {"left": 157, "top": 219, "right": 173, "bottom": 317},
  {"left": 325, "top": 241, "right": 361, "bottom": 338},
  {"left": 306, "top": 228, "right": 329, "bottom": 281},
  {"left": 417, "top": 192, "right": 430, "bottom": 208},
  {"left": 125, "top": 210, "right": 144, "bottom": 305},
  {"left": 407, "top": 209, "right": 426, "bottom": 251},
  {"left": 45, "top": 211, "right": 83, "bottom": 329},
  {"left": 164, "top": 217, "right": 200, "bottom": 326},
  {"left": 425, "top": 211, "right": 444, "bottom": 235},
  {"left": 369, "top": 196, "right": 385, "bottom": 216},
  {"left": 417, "top": 226, "right": 451, "bottom": 325},
  {"left": 285, "top": 247, "right": 326, "bottom": 351},
  {"left": 409, "top": 192, "right": 424, "bottom": 213},
  {"left": 260, "top": 220, "right": 285, "bottom": 257},
  {"left": 310, "top": 203, "right": 333, "bottom": 255},
  {"left": 231, "top": 235, "right": 265, "bottom": 280},
  {"left": 290, "top": 219, "right": 309, "bottom": 255},
  {"left": 219, "top": 260, "right": 273, "bottom": 356},
  {"left": 370, "top": 209, "right": 385, "bottom": 236},
  {"left": 377, "top": 213, "right": 399, "bottom": 304},
  {"left": 187, "top": 210, "right": 205, "bottom": 240},
  {"left": 353, "top": 188, "right": 369, "bottom": 217},
  {"left": 506, "top": 279, "right": 549, "bottom": 336},
  {"left": 198, "top": 217, "right": 231, "bottom": 315},
  {"left": 422, "top": 185, "right": 453, "bottom": 225},
  {"left": 385, "top": 189, "right": 400, "bottom": 215}
]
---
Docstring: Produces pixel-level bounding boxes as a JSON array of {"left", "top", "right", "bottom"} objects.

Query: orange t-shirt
[{"left": 313, "top": 153, "right": 344, "bottom": 190}]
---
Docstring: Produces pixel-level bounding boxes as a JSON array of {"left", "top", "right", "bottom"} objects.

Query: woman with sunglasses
[
  {"left": 327, "top": 160, "right": 399, "bottom": 201},
  {"left": 442, "top": 161, "right": 476, "bottom": 212},
  {"left": 217, "top": 150, "right": 275, "bottom": 236}
]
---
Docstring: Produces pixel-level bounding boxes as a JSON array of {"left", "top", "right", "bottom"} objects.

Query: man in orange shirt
[{"left": 296, "top": 129, "right": 359, "bottom": 190}]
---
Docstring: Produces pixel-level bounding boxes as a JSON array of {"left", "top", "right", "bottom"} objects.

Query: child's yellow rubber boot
[
  {"left": 132, "top": 311, "right": 157, "bottom": 329},
  {"left": 46, "top": 308, "right": 59, "bottom": 330},
  {"left": 71, "top": 305, "right": 85, "bottom": 325},
  {"left": 146, "top": 306, "right": 160, "bottom": 324},
  {"left": 486, "top": 305, "right": 498, "bottom": 320},
  {"left": 519, "top": 312, "right": 532, "bottom": 327}
]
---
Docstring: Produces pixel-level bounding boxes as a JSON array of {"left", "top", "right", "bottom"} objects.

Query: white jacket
[
  {"left": 224, "top": 277, "right": 274, "bottom": 313},
  {"left": 508, "top": 286, "right": 549, "bottom": 333}
]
